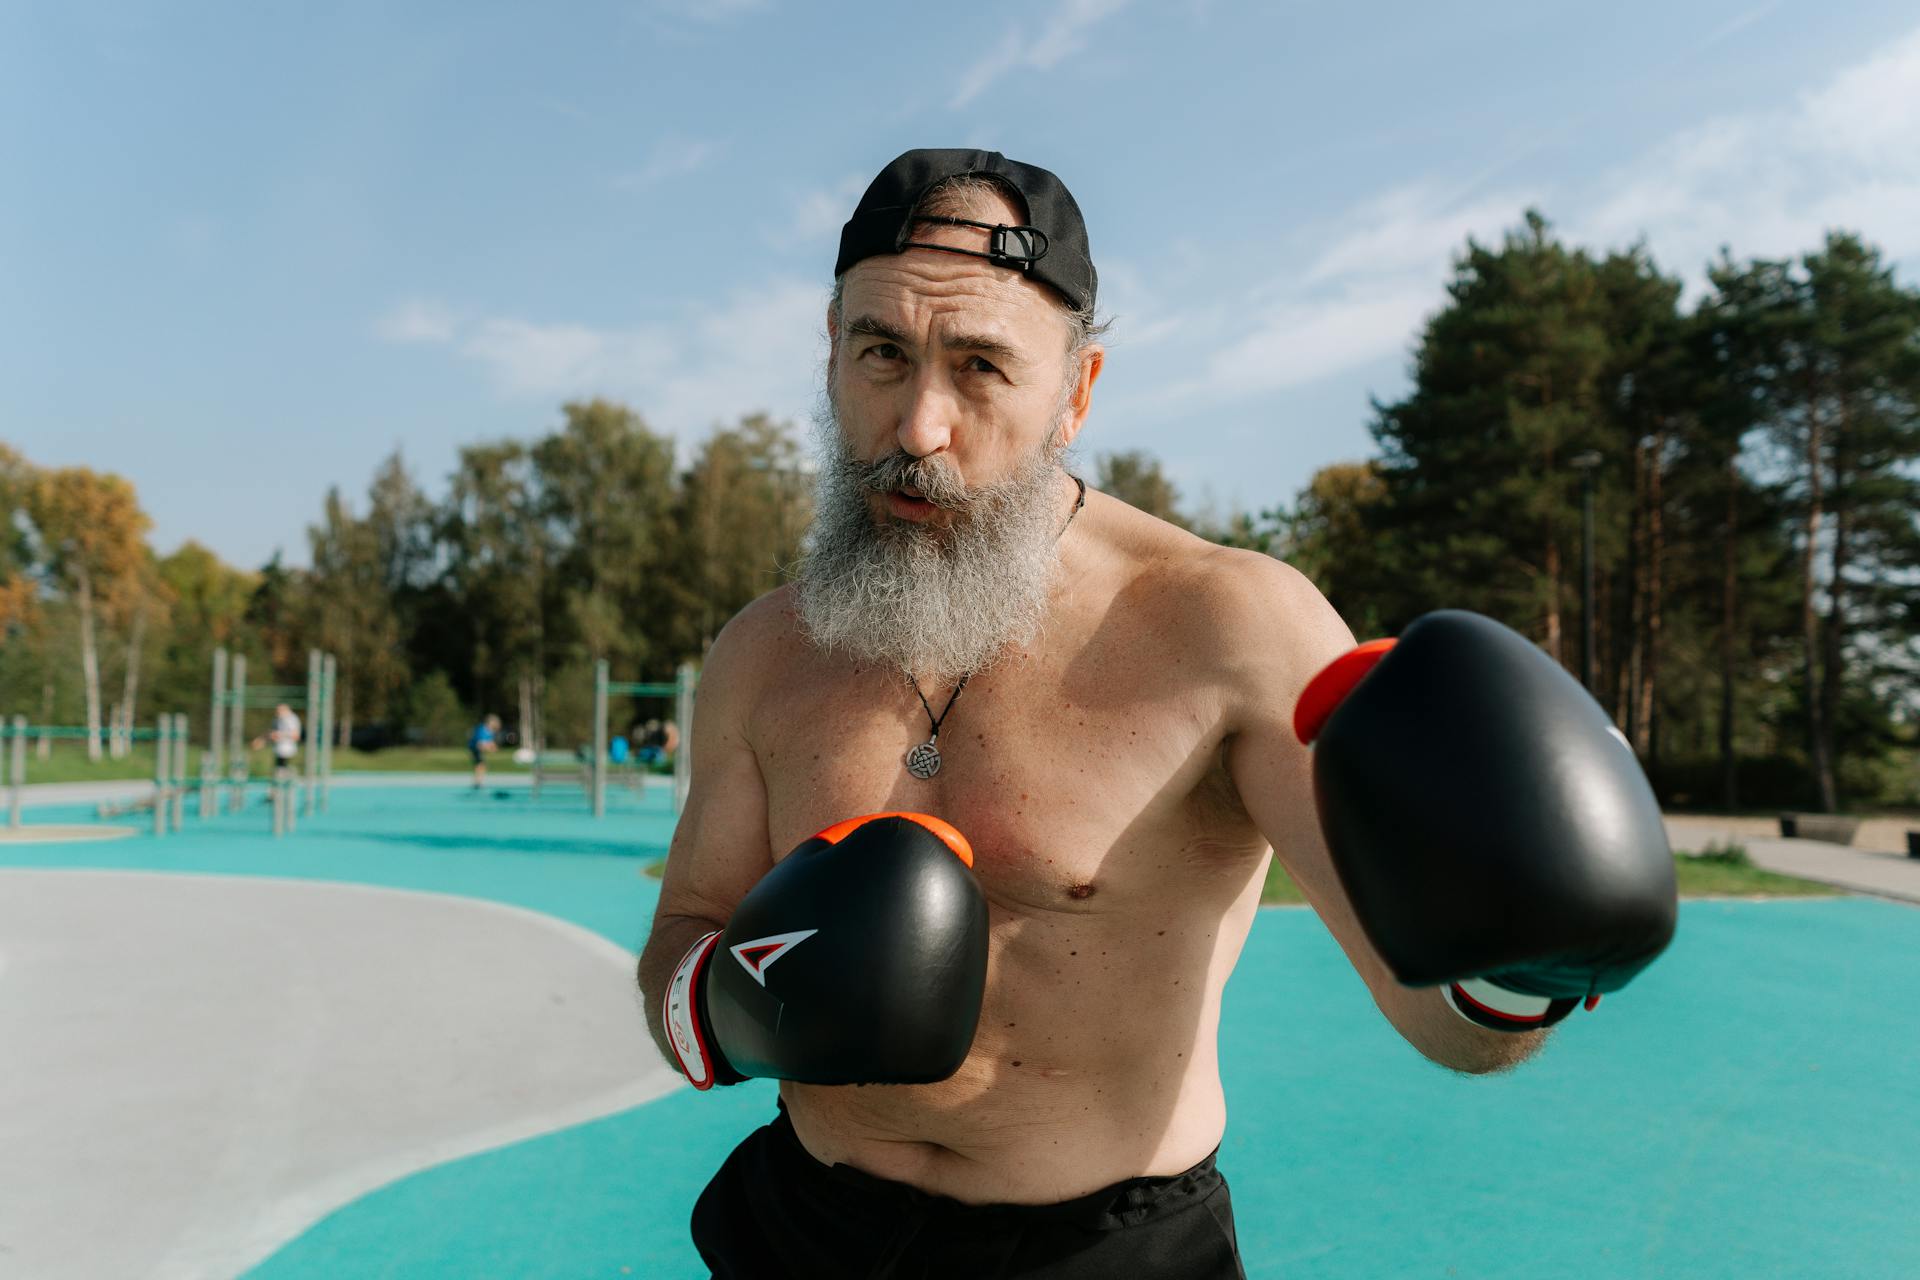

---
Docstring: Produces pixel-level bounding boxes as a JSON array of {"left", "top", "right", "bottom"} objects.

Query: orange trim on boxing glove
[
  {"left": 812, "top": 812, "right": 974, "bottom": 868},
  {"left": 1294, "top": 639, "right": 1397, "bottom": 745}
]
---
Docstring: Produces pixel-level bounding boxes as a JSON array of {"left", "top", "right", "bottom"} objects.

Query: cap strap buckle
[{"left": 899, "top": 214, "right": 1049, "bottom": 270}]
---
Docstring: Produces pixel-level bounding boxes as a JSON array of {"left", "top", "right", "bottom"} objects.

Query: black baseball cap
[{"left": 835, "top": 148, "right": 1097, "bottom": 313}]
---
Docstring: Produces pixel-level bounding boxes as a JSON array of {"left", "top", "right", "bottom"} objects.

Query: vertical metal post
[
  {"left": 303, "top": 649, "right": 320, "bottom": 816},
  {"left": 152, "top": 716, "right": 169, "bottom": 837},
  {"left": 228, "top": 654, "right": 249, "bottom": 813},
  {"left": 206, "top": 647, "right": 227, "bottom": 820},
  {"left": 171, "top": 715, "right": 187, "bottom": 831},
  {"left": 1581, "top": 471, "right": 1597, "bottom": 694},
  {"left": 591, "top": 659, "right": 609, "bottom": 819},
  {"left": 674, "top": 661, "right": 696, "bottom": 816},
  {"left": 7, "top": 715, "right": 25, "bottom": 830},
  {"left": 322, "top": 653, "right": 338, "bottom": 812}
]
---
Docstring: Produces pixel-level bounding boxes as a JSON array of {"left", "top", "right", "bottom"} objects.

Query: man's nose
[{"left": 895, "top": 368, "right": 957, "bottom": 459}]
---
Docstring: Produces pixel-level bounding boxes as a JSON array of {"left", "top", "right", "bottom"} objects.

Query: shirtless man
[{"left": 638, "top": 150, "right": 1664, "bottom": 1278}]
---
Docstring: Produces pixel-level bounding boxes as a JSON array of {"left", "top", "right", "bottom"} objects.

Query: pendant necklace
[
  {"left": 904, "top": 673, "right": 969, "bottom": 779},
  {"left": 901, "top": 473, "right": 1086, "bottom": 780}
]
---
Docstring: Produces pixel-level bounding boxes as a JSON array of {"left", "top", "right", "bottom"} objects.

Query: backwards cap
[{"left": 834, "top": 148, "right": 1097, "bottom": 313}]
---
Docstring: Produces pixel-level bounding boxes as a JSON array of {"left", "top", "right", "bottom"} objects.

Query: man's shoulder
[
  {"left": 1113, "top": 527, "right": 1352, "bottom": 696},
  {"left": 703, "top": 585, "right": 809, "bottom": 705},
  {"left": 1117, "top": 518, "right": 1334, "bottom": 641},
  {"left": 716, "top": 583, "right": 803, "bottom": 647}
]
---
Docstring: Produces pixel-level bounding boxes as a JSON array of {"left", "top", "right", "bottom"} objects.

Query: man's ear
[
  {"left": 1055, "top": 345, "right": 1105, "bottom": 452},
  {"left": 825, "top": 301, "right": 840, "bottom": 359}
]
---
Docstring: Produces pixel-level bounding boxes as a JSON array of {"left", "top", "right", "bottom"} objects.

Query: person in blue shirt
[{"left": 467, "top": 715, "right": 501, "bottom": 789}]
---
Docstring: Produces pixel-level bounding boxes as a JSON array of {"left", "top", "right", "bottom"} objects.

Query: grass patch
[
  {"left": 1257, "top": 841, "right": 1836, "bottom": 906},
  {"left": 1261, "top": 858, "right": 1306, "bottom": 905},
  {"left": 1674, "top": 841, "right": 1837, "bottom": 897},
  {"left": 4, "top": 741, "right": 167, "bottom": 784}
]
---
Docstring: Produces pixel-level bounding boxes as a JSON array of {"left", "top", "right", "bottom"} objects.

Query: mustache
[{"left": 853, "top": 450, "right": 972, "bottom": 511}]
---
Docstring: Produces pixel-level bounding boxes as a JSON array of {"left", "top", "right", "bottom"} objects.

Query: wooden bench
[{"left": 1777, "top": 813, "right": 1861, "bottom": 845}]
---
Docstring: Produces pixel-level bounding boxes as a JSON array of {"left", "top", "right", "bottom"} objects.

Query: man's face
[
  {"left": 797, "top": 190, "right": 1104, "bottom": 680},
  {"left": 826, "top": 191, "right": 1093, "bottom": 525}
]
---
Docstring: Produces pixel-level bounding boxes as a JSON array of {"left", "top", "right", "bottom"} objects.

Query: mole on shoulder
[{"left": 1067, "top": 883, "right": 1096, "bottom": 900}]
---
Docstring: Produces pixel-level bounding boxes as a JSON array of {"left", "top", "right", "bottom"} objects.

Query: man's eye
[
  {"left": 964, "top": 356, "right": 999, "bottom": 374},
  {"left": 865, "top": 343, "right": 903, "bottom": 360}
]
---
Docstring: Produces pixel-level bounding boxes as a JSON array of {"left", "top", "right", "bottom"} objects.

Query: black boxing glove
[
  {"left": 1294, "top": 610, "right": 1678, "bottom": 1032},
  {"left": 663, "top": 812, "right": 989, "bottom": 1087}
]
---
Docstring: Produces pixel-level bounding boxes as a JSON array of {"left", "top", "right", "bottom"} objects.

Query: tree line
[
  {"left": 0, "top": 403, "right": 812, "bottom": 755},
  {"left": 1110, "top": 215, "right": 1919, "bottom": 813},
  {"left": 4, "top": 215, "right": 1917, "bottom": 810}
]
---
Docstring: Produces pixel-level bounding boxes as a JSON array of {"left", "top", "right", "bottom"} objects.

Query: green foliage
[
  {"left": 401, "top": 671, "right": 467, "bottom": 747},
  {"left": 1095, "top": 450, "right": 1190, "bottom": 528},
  {"left": 1260, "top": 857, "right": 1305, "bottom": 905},
  {"left": 671, "top": 413, "right": 813, "bottom": 652}
]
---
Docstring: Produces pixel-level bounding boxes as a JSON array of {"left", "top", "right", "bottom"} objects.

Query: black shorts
[{"left": 690, "top": 1106, "right": 1247, "bottom": 1279}]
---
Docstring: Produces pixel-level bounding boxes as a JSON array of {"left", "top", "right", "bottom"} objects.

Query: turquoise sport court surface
[{"left": 1, "top": 780, "right": 1916, "bottom": 1279}]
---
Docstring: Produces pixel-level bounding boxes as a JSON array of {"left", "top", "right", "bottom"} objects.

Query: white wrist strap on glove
[{"left": 664, "top": 931, "right": 725, "bottom": 1089}]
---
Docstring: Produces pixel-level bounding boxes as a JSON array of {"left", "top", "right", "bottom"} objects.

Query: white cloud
[
  {"left": 1120, "top": 22, "right": 1920, "bottom": 424},
  {"left": 1304, "top": 183, "right": 1543, "bottom": 287},
  {"left": 1698, "top": 0, "right": 1783, "bottom": 50},
  {"left": 1575, "top": 24, "right": 1920, "bottom": 280},
  {"left": 776, "top": 174, "right": 869, "bottom": 248},
  {"left": 374, "top": 299, "right": 461, "bottom": 344},
  {"left": 374, "top": 280, "right": 828, "bottom": 437},
  {"left": 644, "top": 0, "right": 767, "bottom": 22},
  {"left": 457, "top": 319, "right": 673, "bottom": 397},
  {"left": 613, "top": 136, "right": 721, "bottom": 191},
  {"left": 1126, "top": 181, "right": 1525, "bottom": 413},
  {"left": 950, "top": 0, "right": 1131, "bottom": 109}
]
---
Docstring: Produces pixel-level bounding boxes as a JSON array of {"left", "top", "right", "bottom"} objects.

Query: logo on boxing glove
[{"left": 728, "top": 929, "right": 819, "bottom": 986}]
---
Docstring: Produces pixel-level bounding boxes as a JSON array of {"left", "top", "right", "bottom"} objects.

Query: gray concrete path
[
  {"left": 0, "top": 870, "right": 679, "bottom": 1280},
  {"left": 1666, "top": 816, "right": 1920, "bottom": 904}
]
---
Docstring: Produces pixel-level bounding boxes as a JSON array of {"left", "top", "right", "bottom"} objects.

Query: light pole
[{"left": 1569, "top": 451, "right": 1603, "bottom": 694}]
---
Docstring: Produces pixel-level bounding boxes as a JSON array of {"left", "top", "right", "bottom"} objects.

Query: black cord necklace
[{"left": 902, "top": 473, "right": 1086, "bottom": 780}]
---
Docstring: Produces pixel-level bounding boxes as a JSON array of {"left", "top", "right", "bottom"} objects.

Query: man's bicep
[
  {"left": 1228, "top": 709, "right": 1392, "bottom": 996},
  {"left": 1219, "top": 558, "right": 1395, "bottom": 992},
  {"left": 654, "top": 715, "right": 774, "bottom": 926},
  {"left": 650, "top": 602, "right": 783, "bottom": 930}
]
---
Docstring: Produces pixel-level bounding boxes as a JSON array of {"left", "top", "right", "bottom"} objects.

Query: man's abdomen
[{"left": 780, "top": 912, "right": 1239, "bottom": 1205}]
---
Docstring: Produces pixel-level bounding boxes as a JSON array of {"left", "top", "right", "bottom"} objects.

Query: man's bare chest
[{"left": 751, "top": 667, "right": 1263, "bottom": 914}]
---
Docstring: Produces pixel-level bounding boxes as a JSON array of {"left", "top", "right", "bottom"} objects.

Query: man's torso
[{"left": 743, "top": 511, "right": 1280, "bottom": 1204}]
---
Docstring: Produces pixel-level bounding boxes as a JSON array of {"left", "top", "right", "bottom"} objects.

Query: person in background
[
  {"left": 468, "top": 714, "right": 501, "bottom": 789},
  {"left": 638, "top": 718, "right": 680, "bottom": 768},
  {"left": 250, "top": 703, "right": 302, "bottom": 787}
]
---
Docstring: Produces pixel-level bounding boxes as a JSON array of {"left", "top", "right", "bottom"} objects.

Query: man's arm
[
  {"left": 1216, "top": 554, "right": 1547, "bottom": 1075},
  {"left": 637, "top": 596, "right": 780, "bottom": 1066}
]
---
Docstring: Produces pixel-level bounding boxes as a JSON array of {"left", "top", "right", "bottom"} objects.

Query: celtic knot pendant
[{"left": 904, "top": 738, "right": 942, "bottom": 780}]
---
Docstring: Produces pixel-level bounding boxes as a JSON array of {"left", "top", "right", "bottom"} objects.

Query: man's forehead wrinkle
[{"left": 843, "top": 255, "right": 1065, "bottom": 355}]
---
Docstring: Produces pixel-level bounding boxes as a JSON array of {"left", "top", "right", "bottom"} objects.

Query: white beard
[{"left": 795, "top": 389, "right": 1073, "bottom": 683}]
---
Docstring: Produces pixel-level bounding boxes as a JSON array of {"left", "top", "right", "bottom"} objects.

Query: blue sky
[{"left": 6, "top": 0, "right": 1920, "bottom": 569}]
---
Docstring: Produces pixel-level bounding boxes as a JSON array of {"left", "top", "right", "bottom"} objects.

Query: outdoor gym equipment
[
  {"left": 591, "top": 660, "right": 697, "bottom": 819},
  {"left": 206, "top": 647, "right": 337, "bottom": 833}
]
